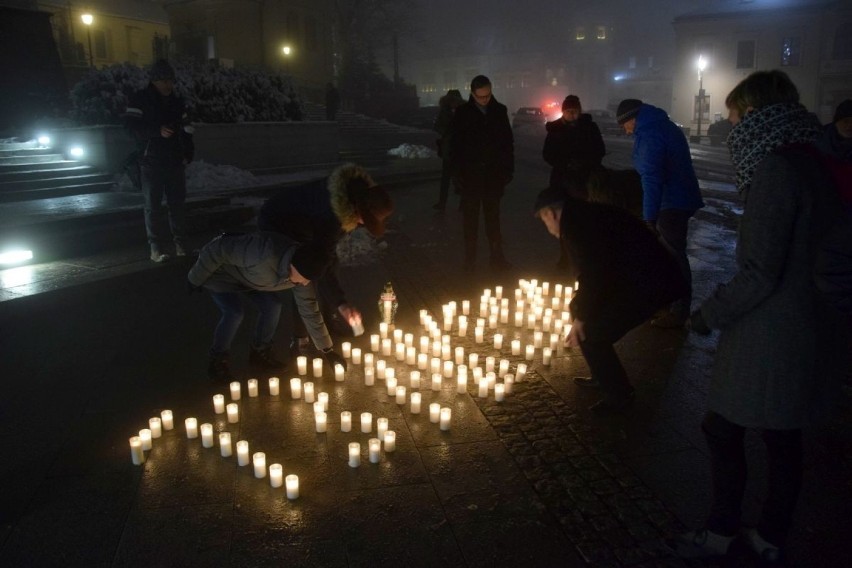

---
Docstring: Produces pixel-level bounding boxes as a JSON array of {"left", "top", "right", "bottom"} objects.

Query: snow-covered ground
[{"left": 387, "top": 143, "right": 436, "bottom": 159}]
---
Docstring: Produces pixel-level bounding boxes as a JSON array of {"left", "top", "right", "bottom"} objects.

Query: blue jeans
[{"left": 209, "top": 291, "right": 282, "bottom": 354}]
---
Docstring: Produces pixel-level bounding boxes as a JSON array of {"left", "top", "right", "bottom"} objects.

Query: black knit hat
[
  {"left": 616, "top": 99, "right": 643, "bottom": 124},
  {"left": 290, "top": 242, "right": 329, "bottom": 281},
  {"left": 562, "top": 95, "right": 581, "bottom": 111},
  {"left": 150, "top": 59, "right": 176, "bottom": 81},
  {"left": 834, "top": 99, "right": 852, "bottom": 123}
]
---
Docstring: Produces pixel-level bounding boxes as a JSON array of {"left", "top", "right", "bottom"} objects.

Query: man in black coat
[
  {"left": 125, "top": 59, "right": 194, "bottom": 262},
  {"left": 534, "top": 186, "right": 686, "bottom": 412},
  {"left": 448, "top": 75, "right": 514, "bottom": 270},
  {"left": 542, "top": 95, "right": 606, "bottom": 195}
]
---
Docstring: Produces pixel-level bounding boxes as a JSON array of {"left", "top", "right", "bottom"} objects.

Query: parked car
[
  {"left": 512, "top": 107, "right": 546, "bottom": 129},
  {"left": 586, "top": 109, "right": 623, "bottom": 136}
]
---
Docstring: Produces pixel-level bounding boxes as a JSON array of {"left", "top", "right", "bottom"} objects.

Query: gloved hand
[
  {"left": 687, "top": 309, "right": 711, "bottom": 335},
  {"left": 187, "top": 279, "right": 204, "bottom": 295},
  {"left": 322, "top": 348, "right": 347, "bottom": 371}
]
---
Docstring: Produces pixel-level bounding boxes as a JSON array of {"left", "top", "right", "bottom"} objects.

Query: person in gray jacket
[{"left": 188, "top": 232, "right": 346, "bottom": 382}]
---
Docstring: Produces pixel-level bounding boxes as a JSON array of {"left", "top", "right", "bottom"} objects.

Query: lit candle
[
  {"left": 226, "top": 403, "right": 239, "bottom": 424},
  {"left": 478, "top": 378, "right": 489, "bottom": 398},
  {"left": 269, "top": 463, "right": 283, "bottom": 488},
  {"left": 213, "top": 394, "right": 225, "bottom": 414},
  {"left": 303, "top": 382, "right": 315, "bottom": 403},
  {"left": 542, "top": 282, "right": 550, "bottom": 296},
  {"left": 534, "top": 331, "right": 543, "bottom": 348},
  {"left": 290, "top": 378, "right": 302, "bottom": 399},
  {"left": 160, "top": 410, "right": 174, "bottom": 431},
  {"left": 472, "top": 366, "right": 483, "bottom": 385},
  {"left": 550, "top": 333, "right": 559, "bottom": 350},
  {"left": 515, "top": 288, "right": 523, "bottom": 301},
  {"left": 386, "top": 376, "right": 398, "bottom": 396},
  {"left": 384, "top": 430, "right": 396, "bottom": 452},
  {"left": 488, "top": 315, "right": 498, "bottom": 329},
  {"left": 495, "top": 383, "right": 506, "bottom": 402},
  {"left": 417, "top": 353, "right": 428, "bottom": 370},
  {"left": 504, "top": 375, "right": 514, "bottom": 394},
  {"left": 377, "top": 417, "right": 388, "bottom": 439},
  {"left": 516, "top": 363, "right": 527, "bottom": 382},
  {"left": 334, "top": 363, "right": 345, "bottom": 382},
  {"left": 369, "top": 438, "right": 381, "bottom": 463},
  {"left": 419, "top": 336, "right": 429, "bottom": 353},
  {"left": 379, "top": 322, "right": 389, "bottom": 339},
  {"left": 555, "top": 283, "right": 563, "bottom": 298},
  {"left": 404, "top": 333, "right": 414, "bottom": 347},
  {"left": 268, "top": 377, "right": 280, "bottom": 396},
  {"left": 382, "top": 339, "right": 392, "bottom": 356},
  {"left": 200, "top": 424, "right": 214, "bottom": 448},
  {"left": 485, "top": 356, "right": 495, "bottom": 372},
  {"left": 486, "top": 372, "right": 496, "bottom": 389},
  {"left": 527, "top": 314, "right": 536, "bottom": 330},
  {"left": 349, "top": 442, "right": 361, "bottom": 468},
  {"left": 237, "top": 440, "right": 250, "bottom": 466},
  {"left": 149, "top": 417, "right": 162, "bottom": 438},
  {"left": 443, "top": 315, "right": 453, "bottom": 331},
  {"left": 342, "top": 341, "right": 352, "bottom": 358},
  {"left": 431, "top": 341, "right": 441, "bottom": 357},
  {"left": 405, "top": 346, "right": 416, "bottom": 365},
  {"left": 514, "top": 312, "right": 523, "bottom": 327},
  {"left": 364, "top": 367, "right": 375, "bottom": 386},
  {"left": 462, "top": 300, "right": 470, "bottom": 315},
  {"left": 230, "top": 381, "right": 241, "bottom": 401},
  {"left": 364, "top": 353, "right": 374, "bottom": 368},
  {"left": 430, "top": 357, "right": 441, "bottom": 374},
  {"left": 479, "top": 302, "right": 488, "bottom": 318},
  {"left": 440, "top": 407, "right": 452, "bottom": 431},
  {"left": 219, "top": 432, "right": 233, "bottom": 457},
  {"left": 494, "top": 285, "right": 503, "bottom": 299},
  {"left": 337, "top": 410, "right": 351, "bottom": 432},
  {"left": 315, "top": 411, "right": 328, "bottom": 433},
  {"left": 469, "top": 353, "right": 479, "bottom": 368},
  {"left": 475, "top": 327, "right": 484, "bottom": 343},
  {"left": 493, "top": 333, "right": 503, "bottom": 350},
  {"left": 458, "top": 317, "right": 468, "bottom": 337},
  {"left": 393, "top": 329, "right": 403, "bottom": 344},
  {"left": 395, "top": 385, "right": 407, "bottom": 404},
  {"left": 542, "top": 347, "right": 552, "bottom": 365},
  {"left": 456, "top": 373, "right": 468, "bottom": 394},
  {"left": 129, "top": 436, "right": 145, "bottom": 465},
  {"left": 525, "top": 345, "right": 535, "bottom": 361},
  {"left": 137, "top": 429, "right": 153, "bottom": 454},
  {"left": 542, "top": 315, "right": 552, "bottom": 331},
  {"left": 297, "top": 356, "right": 308, "bottom": 375},
  {"left": 431, "top": 373, "right": 442, "bottom": 391},
  {"left": 370, "top": 334, "right": 380, "bottom": 352},
  {"left": 442, "top": 360, "right": 453, "bottom": 378},
  {"left": 498, "top": 359, "right": 509, "bottom": 378},
  {"left": 247, "top": 379, "right": 258, "bottom": 397},
  {"left": 429, "top": 403, "right": 441, "bottom": 423},
  {"left": 410, "top": 392, "right": 422, "bottom": 413},
  {"left": 376, "top": 359, "right": 387, "bottom": 379},
  {"left": 185, "top": 417, "right": 198, "bottom": 439},
  {"left": 352, "top": 347, "right": 362, "bottom": 364},
  {"left": 500, "top": 307, "right": 509, "bottom": 324},
  {"left": 395, "top": 343, "right": 406, "bottom": 361},
  {"left": 286, "top": 474, "right": 299, "bottom": 500},
  {"left": 451, "top": 347, "right": 462, "bottom": 366},
  {"left": 318, "top": 391, "right": 329, "bottom": 411},
  {"left": 361, "top": 412, "right": 372, "bottom": 433},
  {"left": 253, "top": 452, "right": 266, "bottom": 478},
  {"left": 312, "top": 358, "right": 323, "bottom": 378}
]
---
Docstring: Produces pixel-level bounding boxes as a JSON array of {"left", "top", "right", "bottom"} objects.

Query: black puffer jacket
[
  {"left": 125, "top": 83, "right": 194, "bottom": 166},
  {"left": 542, "top": 114, "right": 605, "bottom": 191}
]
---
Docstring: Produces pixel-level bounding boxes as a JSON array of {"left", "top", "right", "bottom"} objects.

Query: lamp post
[
  {"left": 281, "top": 44, "right": 292, "bottom": 74},
  {"left": 695, "top": 55, "right": 707, "bottom": 142},
  {"left": 81, "top": 13, "right": 94, "bottom": 68}
]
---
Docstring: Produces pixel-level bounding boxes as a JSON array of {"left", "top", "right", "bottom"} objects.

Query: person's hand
[
  {"left": 338, "top": 303, "right": 361, "bottom": 323},
  {"left": 645, "top": 220, "right": 659, "bottom": 236},
  {"left": 687, "top": 310, "right": 712, "bottom": 335},
  {"left": 565, "top": 319, "right": 586, "bottom": 348},
  {"left": 187, "top": 279, "right": 203, "bottom": 295},
  {"left": 322, "top": 348, "right": 347, "bottom": 371},
  {"left": 160, "top": 125, "right": 175, "bottom": 138}
]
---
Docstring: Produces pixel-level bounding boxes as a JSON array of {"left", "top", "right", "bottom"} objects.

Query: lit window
[
  {"left": 781, "top": 36, "right": 801, "bottom": 66},
  {"left": 576, "top": 28, "right": 585, "bottom": 41},
  {"left": 596, "top": 26, "right": 606, "bottom": 40}
]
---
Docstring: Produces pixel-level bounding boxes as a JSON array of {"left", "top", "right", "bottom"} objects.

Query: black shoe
[
  {"left": 572, "top": 376, "right": 601, "bottom": 388},
  {"left": 589, "top": 389, "right": 635, "bottom": 414},
  {"left": 208, "top": 352, "right": 235, "bottom": 382},
  {"left": 250, "top": 344, "right": 286, "bottom": 374}
]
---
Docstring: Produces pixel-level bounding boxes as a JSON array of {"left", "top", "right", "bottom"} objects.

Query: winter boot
[
  {"left": 250, "top": 343, "right": 287, "bottom": 374},
  {"left": 208, "top": 351, "right": 235, "bottom": 382},
  {"left": 150, "top": 244, "right": 170, "bottom": 263}
]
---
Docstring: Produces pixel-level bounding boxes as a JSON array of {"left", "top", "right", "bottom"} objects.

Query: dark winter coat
[
  {"left": 542, "top": 114, "right": 606, "bottom": 191},
  {"left": 257, "top": 164, "right": 373, "bottom": 309},
  {"left": 631, "top": 104, "right": 703, "bottom": 221},
  {"left": 447, "top": 95, "right": 514, "bottom": 197},
  {"left": 125, "top": 83, "right": 194, "bottom": 166},
  {"left": 815, "top": 123, "right": 852, "bottom": 205},
  {"left": 561, "top": 196, "right": 685, "bottom": 341}
]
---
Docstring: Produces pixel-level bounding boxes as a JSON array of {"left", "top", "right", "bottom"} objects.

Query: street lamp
[
  {"left": 695, "top": 55, "right": 707, "bottom": 142},
  {"left": 281, "top": 44, "right": 292, "bottom": 74},
  {"left": 81, "top": 13, "right": 94, "bottom": 68}
]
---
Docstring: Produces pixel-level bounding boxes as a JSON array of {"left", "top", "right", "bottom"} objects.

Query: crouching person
[
  {"left": 188, "top": 232, "right": 346, "bottom": 382},
  {"left": 534, "top": 186, "right": 686, "bottom": 412}
]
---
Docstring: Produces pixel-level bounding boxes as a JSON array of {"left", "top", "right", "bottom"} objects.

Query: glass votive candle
[
  {"left": 504, "top": 374, "right": 514, "bottom": 394},
  {"left": 406, "top": 346, "right": 416, "bottom": 365},
  {"left": 213, "top": 394, "right": 225, "bottom": 414},
  {"left": 269, "top": 463, "right": 283, "bottom": 488},
  {"left": 335, "top": 363, "right": 345, "bottom": 382},
  {"left": 219, "top": 432, "right": 232, "bottom": 457},
  {"left": 534, "top": 331, "right": 543, "bottom": 348},
  {"left": 516, "top": 363, "right": 528, "bottom": 382},
  {"left": 499, "top": 359, "right": 510, "bottom": 378},
  {"left": 379, "top": 322, "right": 389, "bottom": 339},
  {"left": 148, "top": 417, "right": 162, "bottom": 438},
  {"left": 442, "top": 360, "right": 454, "bottom": 378},
  {"left": 429, "top": 403, "right": 441, "bottom": 423},
  {"left": 290, "top": 378, "right": 302, "bottom": 399},
  {"left": 200, "top": 424, "right": 213, "bottom": 448},
  {"left": 386, "top": 376, "right": 398, "bottom": 396},
  {"left": 369, "top": 438, "right": 381, "bottom": 463},
  {"left": 440, "top": 407, "right": 452, "bottom": 431},
  {"left": 377, "top": 417, "right": 388, "bottom": 439},
  {"left": 395, "top": 385, "right": 407, "bottom": 404},
  {"left": 364, "top": 367, "right": 375, "bottom": 386},
  {"left": 384, "top": 430, "right": 396, "bottom": 452},
  {"left": 431, "top": 373, "right": 442, "bottom": 391},
  {"left": 318, "top": 391, "right": 329, "bottom": 411},
  {"left": 485, "top": 356, "right": 495, "bottom": 372},
  {"left": 542, "top": 347, "right": 552, "bottom": 366},
  {"left": 226, "top": 403, "right": 239, "bottom": 424},
  {"left": 237, "top": 440, "right": 250, "bottom": 466},
  {"left": 361, "top": 412, "right": 372, "bottom": 433},
  {"left": 417, "top": 353, "right": 428, "bottom": 370},
  {"left": 454, "top": 346, "right": 465, "bottom": 365},
  {"left": 462, "top": 300, "right": 470, "bottom": 315},
  {"left": 268, "top": 377, "right": 280, "bottom": 396},
  {"left": 312, "top": 357, "right": 323, "bottom": 378},
  {"left": 395, "top": 343, "right": 406, "bottom": 361},
  {"left": 247, "top": 379, "right": 258, "bottom": 397},
  {"left": 303, "top": 381, "right": 315, "bottom": 403},
  {"left": 129, "top": 436, "right": 145, "bottom": 465},
  {"left": 410, "top": 392, "right": 422, "bottom": 413},
  {"left": 381, "top": 339, "right": 392, "bottom": 356},
  {"left": 352, "top": 347, "right": 362, "bottom": 364},
  {"left": 139, "top": 428, "right": 152, "bottom": 451},
  {"left": 370, "top": 334, "right": 380, "bottom": 352},
  {"left": 456, "top": 374, "right": 468, "bottom": 394},
  {"left": 160, "top": 409, "right": 174, "bottom": 430},
  {"left": 315, "top": 411, "right": 328, "bottom": 433},
  {"left": 349, "top": 442, "right": 361, "bottom": 468},
  {"left": 297, "top": 356, "right": 308, "bottom": 375},
  {"left": 468, "top": 353, "right": 479, "bottom": 368},
  {"left": 342, "top": 341, "right": 352, "bottom": 358},
  {"left": 229, "top": 381, "right": 241, "bottom": 401},
  {"left": 185, "top": 417, "right": 198, "bottom": 439},
  {"left": 525, "top": 345, "right": 535, "bottom": 361},
  {"left": 341, "top": 411, "right": 352, "bottom": 432},
  {"left": 286, "top": 474, "right": 299, "bottom": 500},
  {"left": 475, "top": 327, "right": 484, "bottom": 343},
  {"left": 494, "top": 333, "right": 503, "bottom": 350},
  {"left": 404, "top": 333, "right": 414, "bottom": 347}
]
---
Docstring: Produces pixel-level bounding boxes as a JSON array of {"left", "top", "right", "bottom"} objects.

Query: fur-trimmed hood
[{"left": 328, "top": 163, "right": 375, "bottom": 232}]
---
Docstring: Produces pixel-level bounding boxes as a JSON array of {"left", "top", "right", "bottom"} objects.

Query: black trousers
[
  {"left": 702, "top": 411, "right": 803, "bottom": 546},
  {"left": 438, "top": 158, "right": 451, "bottom": 206},
  {"left": 460, "top": 194, "right": 502, "bottom": 260},
  {"left": 578, "top": 339, "right": 632, "bottom": 400},
  {"left": 655, "top": 209, "right": 692, "bottom": 317}
]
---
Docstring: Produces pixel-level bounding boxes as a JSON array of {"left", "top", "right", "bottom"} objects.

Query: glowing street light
[
  {"left": 282, "top": 45, "right": 292, "bottom": 56},
  {"left": 695, "top": 55, "right": 708, "bottom": 141},
  {"left": 81, "top": 13, "right": 94, "bottom": 68}
]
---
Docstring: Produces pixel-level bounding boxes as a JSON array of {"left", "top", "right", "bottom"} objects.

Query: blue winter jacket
[{"left": 632, "top": 104, "right": 704, "bottom": 221}]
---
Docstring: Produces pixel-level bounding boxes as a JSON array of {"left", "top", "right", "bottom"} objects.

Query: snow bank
[
  {"left": 114, "top": 159, "right": 259, "bottom": 193},
  {"left": 387, "top": 143, "right": 436, "bottom": 159}
]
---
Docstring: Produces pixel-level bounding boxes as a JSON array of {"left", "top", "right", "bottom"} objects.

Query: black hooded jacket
[
  {"left": 125, "top": 83, "right": 193, "bottom": 166},
  {"left": 542, "top": 114, "right": 605, "bottom": 191}
]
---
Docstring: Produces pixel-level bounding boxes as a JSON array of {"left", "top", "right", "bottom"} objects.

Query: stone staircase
[{"left": 0, "top": 140, "right": 114, "bottom": 203}]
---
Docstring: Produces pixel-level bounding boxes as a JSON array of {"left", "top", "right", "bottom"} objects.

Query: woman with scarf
[{"left": 674, "top": 70, "right": 847, "bottom": 563}]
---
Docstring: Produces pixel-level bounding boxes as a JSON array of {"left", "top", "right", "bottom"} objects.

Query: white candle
[
  {"left": 200, "top": 424, "right": 214, "bottom": 448},
  {"left": 479, "top": 302, "right": 488, "bottom": 318},
  {"left": 488, "top": 315, "right": 498, "bottom": 329},
  {"left": 314, "top": 402, "right": 324, "bottom": 415},
  {"left": 160, "top": 409, "right": 174, "bottom": 430},
  {"left": 495, "top": 383, "right": 506, "bottom": 402},
  {"left": 410, "top": 392, "right": 422, "bottom": 413},
  {"left": 409, "top": 371, "right": 421, "bottom": 389},
  {"left": 382, "top": 339, "right": 392, "bottom": 356},
  {"left": 404, "top": 333, "right": 414, "bottom": 347},
  {"left": 478, "top": 378, "right": 489, "bottom": 398},
  {"left": 361, "top": 412, "right": 372, "bottom": 433},
  {"left": 334, "top": 363, "right": 345, "bottom": 382},
  {"left": 229, "top": 381, "right": 241, "bottom": 401},
  {"left": 440, "top": 407, "right": 452, "bottom": 431},
  {"left": 395, "top": 343, "right": 405, "bottom": 361},
  {"left": 504, "top": 375, "right": 514, "bottom": 394},
  {"left": 493, "top": 333, "right": 503, "bottom": 350},
  {"left": 472, "top": 366, "right": 483, "bottom": 385},
  {"left": 395, "top": 385, "right": 407, "bottom": 404},
  {"left": 439, "top": 344, "right": 449, "bottom": 361},
  {"left": 129, "top": 436, "right": 145, "bottom": 465},
  {"left": 370, "top": 334, "right": 380, "bottom": 352},
  {"left": 226, "top": 403, "right": 239, "bottom": 424},
  {"left": 527, "top": 314, "right": 536, "bottom": 330},
  {"left": 237, "top": 440, "right": 250, "bottom": 466},
  {"left": 514, "top": 311, "right": 523, "bottom": 327},
  {"left": 364, "top": 367, "right": 375, "bottom": 386},
  {"left": 393, "top": 329, "right": 403, "bottom": 343},
  {"left": 148, "top": 417, "right": 162, "bottom": 438},
  {"left": 534, "top": 331, "right": 543, "bottom": 348},
  {"left": 542, "top": 315, "right": 552, "bottom": 331},
  {"left": 429, "top": 403, "right": 441, "bottom": 423},
  {"left": 443, "top": 316, "right": 453, "bottom": 331},
  {"left": 468, "top": 353, "right": 479, "bottom": 368},
  {"left": 431, "top": 373, "right": 442, "bottom": 391},
  {"left": 430, "top": 358, "right": 441, "bottom": 374},
  {"left": 268, "top": 377, "right": 280, "bottom": 396},
  {"left": 486, "top": 372, "right": 496, "bottom": 390},
  {"left": 369, "top": 438, "right": 381, "bottom": 463},
  {"left": 341, "top": 411, "right": 352, "bottom": 432},
  {"left": 457, "top": 373, "right": 468, "bottom": 394},
  {"left": 352, "top": 347, "right": 362, "bottom": 364},
  {"left": 342, "top": 341, "right": 352, "bottom": 358},
  {"left": 405, "top": 346, "right": 416, "bottom": 365},
  {"left": 349, "top": 442, "right": 361, "bottom": 467},
  {"left": 386, "top": 376, "right": 398, "bottom": 396},
  {"left": 475, "top": 327, "right": 484, "bottom": 343},
  {"left": 315, "top": 412, "right": 328, "bottom": 433},
  {"left": 312, "top": 358, "right": 323, "bottom": 378},
  {"left": 555, "top": 283, "right": 563, "bottom": 298},
  {"left": 137, "top": 429, "right": 153, "bottom": 454},
  {"left": 442, "top": 360, "right": 454, "bottom": 378},
  {"left": 452, "top": 347, "right": 462, "bottom": 366},
  {"left": 377, "top": 417, "right": 388, "bottom": 439},
  {"left": 516, "top": 363, "right": 528, "bottom": 382},
  {"left": 290, "top": 378, "right": 302, "bottom": 399},
  {"left": 485, "top": 356, "right": 495, "bottom": 372},
  {"left": 550, "top": 333, "right": 559, "bottom": 350},
  {"left": 213, "top": 394, "right": 225, "bottom": 414},
  {"left": 379, "top": 322, "right": 389, "bottom": 339},
  {"left": 458, "top": 318, "right": 468, "bottom": 337},
  {"left": 253, "top": 452, "right": 266, "bottom": 478},
  {"left": 417, "top": 353, "right": 428, "bottom": 370},
  {"left": 542, "top": 347, "right": 552, "bottom": 366},
  {"left": 297, "top": 356, "right": 308, "bottom": 375},
  {"left": 219, "top": 432, "right": 233, "bottom": 457},
  {"left": 499, "top": 359, "right": 510, "bottom": 378},
  {"left": 431, "top": 341, "right": 441, "bottom": 357},
  {"left": 525, "top": 345, "right": 535, "bottom": 361},
  {"left": 269, "top": 463, "right": 283, "bottom": 488},
  {"left": 419, "top": 336, "right": 429, "bottom": 354},
  {"left": 247, "top": 379, "right": 258, "bottom": 397},
  {"left": 303, "top": 382, "right": 315, "bottom": 403},
  {"left": 515, "top": 288, "right": 523, "bottom": 301},
  {"left": 542, "top": 282, "right": 550, "bottom": 296},
  {"left": 185, "top": 417, "right": 198, "bottom": 439},
  {"left": 285, "top": 474, "right": 299, "bottom": 500},
  {"left": 462, "top": 300, "right": 470, "bottom": 315},
  {"left": 384, "top": 430, "right": 396, "bottom": 452},
  {"left": 318, "top": 391, "right": 329, "bottom": 411}
]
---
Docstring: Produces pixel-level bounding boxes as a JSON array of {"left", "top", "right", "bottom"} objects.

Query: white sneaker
[
  {"left": 175, "top": 243, "right": 187, "bottom": 257},
  {"left": 150, "top": 247, "right": 170, "bottom": 263}
]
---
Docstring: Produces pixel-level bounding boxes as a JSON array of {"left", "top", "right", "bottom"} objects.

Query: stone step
[
  {"left": 0, "top": 172, "right": 114, "bottom": 193},
  {"left": 0, "top": 154, "right": 66, "bottom": 165},
  {"left": 0, "top": 181, "right": 115, "bottom": 203},
  {"left": 0, "top": 147, "right": 56, "bottom": 157},
  {"left": 0, "top": 160, "right": 81, "bottom": 172},
  {"left": 0, "top": 164, "right": 97, "bottom": 183}
]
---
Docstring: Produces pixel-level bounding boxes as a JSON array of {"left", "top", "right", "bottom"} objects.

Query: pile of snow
[
  {"left": 336, "top": 227, "right": 386, "bottom": 267},
  {"left": 185, "top": 160, "right": 258, "bottom": 193},
  {"left": 387, "top": 143, "right": 436, "bottom": 159}
]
